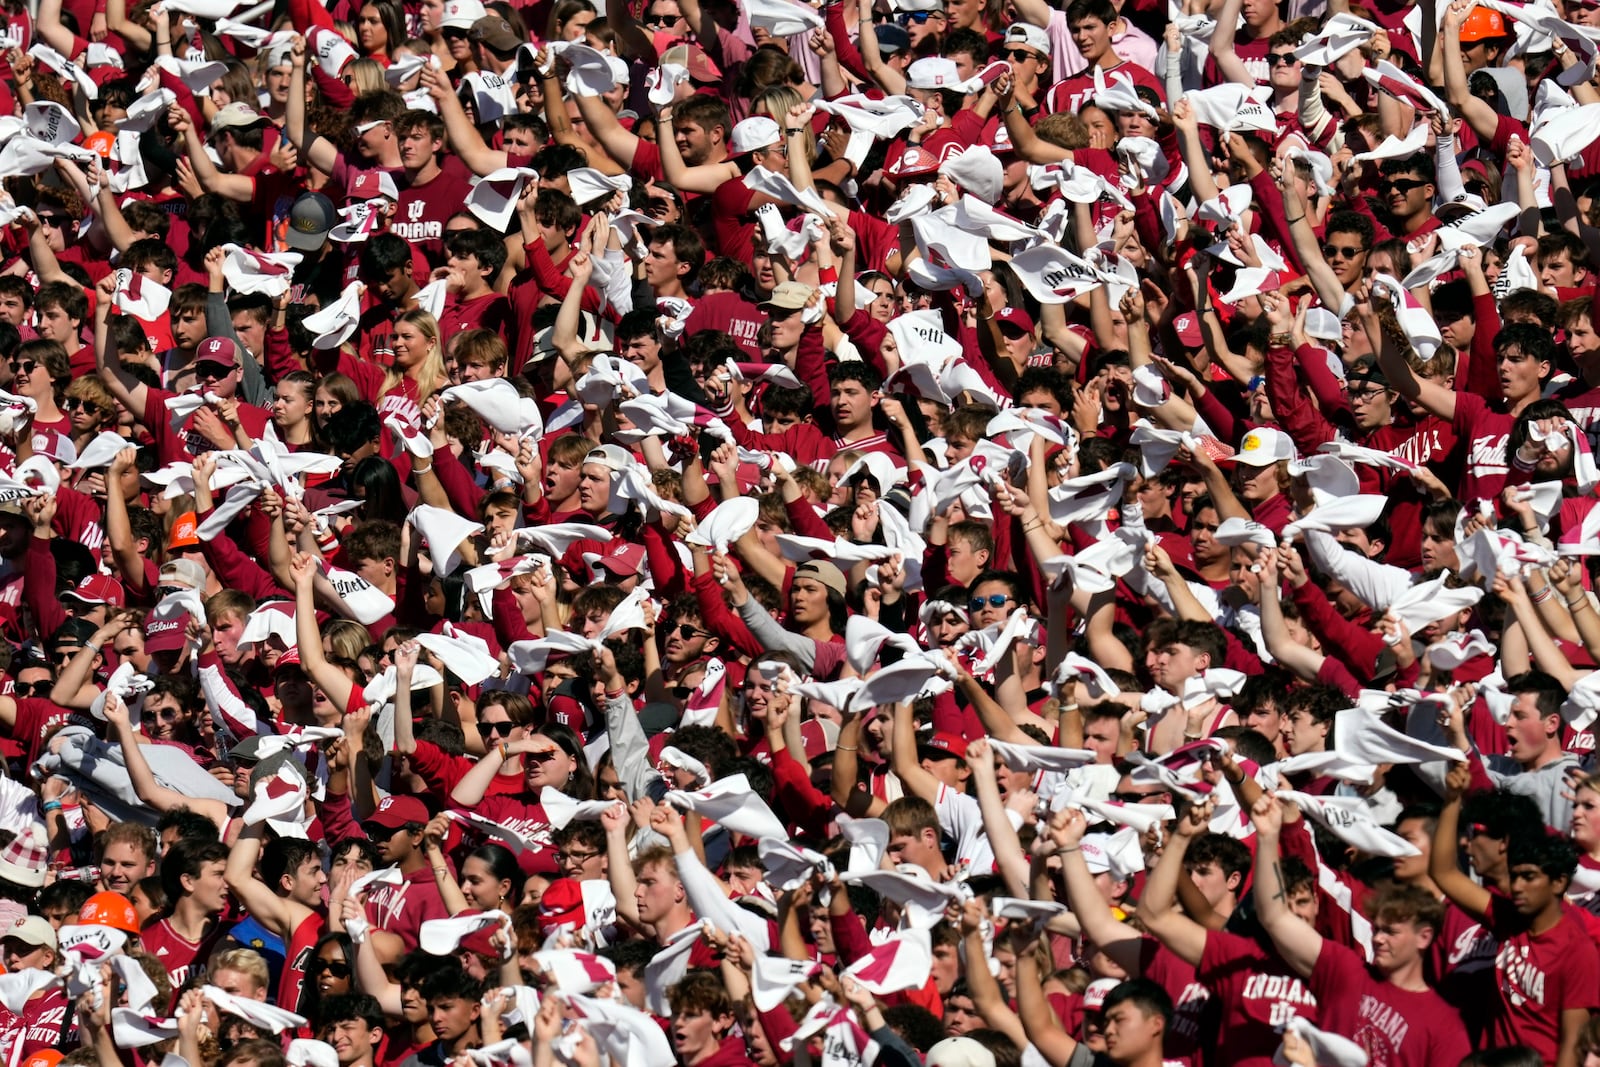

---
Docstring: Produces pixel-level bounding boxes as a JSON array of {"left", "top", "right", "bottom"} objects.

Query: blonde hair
[
  {"left": 344, "top": 58, "right": 388, "bottom": 95},
  {"left": 385, "top": 309, "right": 448, "bottom": 404},
  {"left": 209, "top": 948, "right": 271, "bottom": 992},
  {"left": 751, "top": 85, "right": 814, "bottom": 164}
]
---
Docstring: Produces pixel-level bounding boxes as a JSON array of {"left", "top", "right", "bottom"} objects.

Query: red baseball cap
[
  {"left": 63, "top": 574, "right": 125, "bottom": 608},
  {"left": 595, "top": 541, "right": 646, "bottom": 578},
  {"left": 365, "top": 795, "right": 431, "bottom": 832},
  {"left": 918, "top": 731, "right": 968, "bottom": 761},
  {"left": 995, "top": 306, "right": 1036, "bottom": 335}
]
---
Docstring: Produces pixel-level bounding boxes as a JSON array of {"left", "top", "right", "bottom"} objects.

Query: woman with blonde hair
[
  {"left": 383, "top": 309, "right": 449, "bottom": 409},
  {"left": 341, "top": 57, "right": 389, "bottom": 95}
]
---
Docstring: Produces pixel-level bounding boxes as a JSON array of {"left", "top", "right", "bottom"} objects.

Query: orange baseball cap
[
  {"left": 167, "top": 512, "right": 200, "bottom": 551},
  {"left": 78, "top": 891, "right": 140, "bottom": 934},
  {"left": 24, "top": 1050, "right": 63, "bottom": 1067}
]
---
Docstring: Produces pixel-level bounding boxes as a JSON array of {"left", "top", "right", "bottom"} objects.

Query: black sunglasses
[
  {"left": 1266, "top": 52, "right": 1299, "bottom": 66},
  {"left": 310, "top": 959, "right": 351, "bottom": 978},
  {"left": 1382, "top": 178, "right": 1429, "bottom": 194},
  {"left": 477, "top": 720, "right": 516, "bottom": 739},
  {"left": 12, "top": 681, "right": 51, "bottom": 698},
  {"left": 1001, "top": 47, "right": 1038, "bottom": 61},
  {"left": 1111, "top": 790, "right": 1168, "bottom": 804},
  {"left": 9, "top": 360, "right": 36, "bottom": 376},
  {"left": 675, "top": 623, "right": 708, "bottom": 640},
  {"left": 63, "top": 397, "right": 105, "bottom": 415},
  {"left": 642, "top": 11, "right": 682, "bottom": 25}
]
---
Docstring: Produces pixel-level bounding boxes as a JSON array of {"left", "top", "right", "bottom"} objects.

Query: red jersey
[
  {"left": 1045, "top": 60, "right": 1165, "bottom": 116},
  {"left": 391, "top": 160, "right": 475, "bottom": 268},
  {"left": 1483, "top": 895, "right": 1600, "bottom": 1064},
  {"left": 1309, "top": 940, "right": 1469, "bottom": 1067},
  {"left": 472, "top": 795, "right": 559, "bottom": 871},
  {"left": 1141, "top": 937, "right": 1213, "bottom": 1067},
  {"left": 1197, "top": 929, "right": 1319, "bottom": 1067},
  {"left": 141, "top": 917, "right": 235, "bottom": 996},
  {"left": 279, "top": 911, "right": 324, "bottom": 1011},
  {"left": 0, "top": 983, "right": 70, "bottom": 1062}
]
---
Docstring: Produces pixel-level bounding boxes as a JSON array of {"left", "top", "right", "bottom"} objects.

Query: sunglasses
[
  {"left": 969, "top": 594, "right": 1012, "bottom": 611},
  {"left": 52, "top": 647, "right": 83, "bottom": 663},
  {"left": 1001, "top": 48, "right": 1038, "bottom": 61},
  {"left": 35, "top": 215, "right": 66, "bottom": 228},
  {"left": 1111, "top": 790, "right": 1168, "bottom": 804},
  {"left": 310, "top": 959, "right": 351, "bottom": 978},
  {"left": 12, "top": 681, "right": 51, "bottom": 698},
  {"left": 669, "top": 684, "right": 694, "bottom": 700},
  {"left": 477, "top": 720, "right": 516, "bottom": 739},
  {"left": 1266, "top": 52, "right": 1299, "bottom": 66},
  {"left": 1322, "top": 243, "right": 1365, "bottom": 260},
  {"left": 642, "top": 11, "right": 682, "bottom": 25},
  {"left": 1381, "top": 178, "right": 1429, "bottom": 194},
  {"left": 63, "top": 397, "right": 105, "bottom": 415},
  {"left": 899, "top": 10, "right": 938, "bottom": 22},
  {"left": 675, "top": 623, "right": 708, "bottom": 640},
  {"left": 9, "top": 360, "right": 36, "bottom": 376},
  {"left": 441, "top": 26, "right": 469, "bottom": 37}
]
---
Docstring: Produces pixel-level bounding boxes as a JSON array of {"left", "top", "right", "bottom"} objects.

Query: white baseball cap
[
  {"left": 907, "top": 57, "right": 965, "bottom": 90},
  {"left": 441, "top": 0, "right": 487, "bottom": 30},
  {"left": 1003, "top": 23, "right": 1050, "bottom": 57},
  {"left": 1232, "top": 426, "right": 1299, "bottom": 466},
  {"left": 729, "top": 115, "right": 781, "bottom": 155}
]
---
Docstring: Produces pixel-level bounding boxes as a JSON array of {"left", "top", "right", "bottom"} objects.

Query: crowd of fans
[{"left": 4, "top": 0, "right": 1600, "bottom": 1065}]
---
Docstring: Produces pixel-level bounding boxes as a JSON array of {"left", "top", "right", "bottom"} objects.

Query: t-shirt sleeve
[
  {"left": 1452, "top": 389, "right": 1487, "bottom": 438},
  {"left": 1557, "top": 924, "right": 1600, "bottom": 1012},
  {"left": 1307, "top": 937, "right": 1362, "bottom": 1001},
  {"left": 629, "top": 138, "right": 665, "bottom": 183}
]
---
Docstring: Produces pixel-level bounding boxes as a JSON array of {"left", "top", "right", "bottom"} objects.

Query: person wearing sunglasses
[
  {"left": 998, "top": 23, "right": 1050, "bottom": 114},
  {"left": 4, "top": 339, "right": 69, "bottom": 441},
  {"left": 1377, "top": 157, "right": 1440, "bottom": 239}
]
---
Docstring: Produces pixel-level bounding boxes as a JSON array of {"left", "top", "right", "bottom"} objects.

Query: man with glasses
[
  {"left": 552, "top": 822, "right": 608, "bottom": 881},
  {"left": 998, "top": 23, "right": 1051, "bottom": 114},
  {"left": 362, "top": 795, "right": 451, "bottom": 963}
]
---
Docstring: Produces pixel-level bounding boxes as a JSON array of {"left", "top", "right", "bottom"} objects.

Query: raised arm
[
  {"left": 286, "top": 36, "right": 340, "bottom": 174},
  {"left": 105, "top": 693, "right": 230, "bottom": 828},
  {"left": 964, "top": 740, "right": 1031, "bottom": 898},
  {"left": 225, "top": 822, "right": 299, "bottom": 937},
  {"left": 1430, "top": 761, "right": 1494, "bottom": 920},
  {"left": 1133, "top": 798, "right": 1212, "bottom": 966},
  {"left": 1049, "top": 807, "right": 1145, "bottom": 973},
  {"left": 1248, "top": 795, "right": 1324, "bottom": 977},
  {"left": 291, "top": 552, "right": 357, "bottom": 712}
]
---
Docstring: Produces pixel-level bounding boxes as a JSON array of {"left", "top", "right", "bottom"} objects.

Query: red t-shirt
[
  {"left": 140, "top": 386, "right": 272, "bottom": 464},
  {"left": 472, "top": 794, "right": 558, "bottom": 872},
  {"left": 439, "top": 291, "right": 512, "bottom": 343},
  {"left": 1434, "top": 899, "right": 1500, "bottom": 1046},
  {"left": 1309, "top": 939, "right": 1469, "bottom": 1067},
  {"left": 1451, "top": 391, "right": 1514, "bottom": 502},
  {"left": 683, "top": 291, "right": 761, "bottom": 356},
  {"left": 1197, "top": 929, "right": 1320, "bottom": 1067},
  {"left": 1483, "top": 895, "right": 1600, "bottom": 1063},
  {"left": 364, "top": 867, "right": 450, "bottom": 953},
  {"left": 1141, "top": 937, "right": 1212, "bottom": 1066},
  {"left": 710, "top": 176, "right": 759, "bottom": 265},
  {"left": 391, "top": 158, "right": 476, "bottom": 268}
]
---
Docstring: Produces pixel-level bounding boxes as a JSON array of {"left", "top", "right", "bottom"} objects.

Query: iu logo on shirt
[{"left": 408, "top": 200, "right": 425, "bottom": 222}]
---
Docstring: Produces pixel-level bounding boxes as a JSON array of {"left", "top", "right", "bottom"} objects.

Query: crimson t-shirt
[
  {"left": 392, "top": 158, "right": 475, "bottom": 269},
  {"left": 1450, "top": 392, "right": 1514, "bottom": 502},
  {"left": 1197, "top": 929, "right": 1319, "bottom": 1067},
  {"left": 1483, "top": 895, "right": 1600, "bottom": 1063},
  {"left": 0, "top": 984, "right": 70, "bottom": 1061},
  {"left": 141, "top": 917, "right": 234, "bottom": 997},
  {"left": 1309, "top": 939, "right": 1469, "bottom": 1067},
  {"left": 364, "top": 867, "right": 450, "bottom": 953},
  {"left": 683, "top": 291, "right": 760, "bottom": 356}
]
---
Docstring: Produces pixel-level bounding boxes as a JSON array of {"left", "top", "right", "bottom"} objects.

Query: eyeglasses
[
  {"left": 63, "top": 397, "right": 105, "bottom": 415},
  {"left": 969, "top": 594, "right": 1013, "bottom": 611},
  {"left": 9, "top": 360, "right": 36, "bottom": 376},
  {"left": 557, "top": 849, "right": 601, "bottom": 864},
  {"left": 158, "top": 707, "right": 180, "bottom": 722},
  {"left": 1266, "top": 52, "right": 1299, "bottom": 66},
  {"left": 477, "top": 720, "right": 516, "bottom": 739},
  {"left": 1345, "top": 386, "right": 1387, "bottom": 402},
  {"left": 310, "top": 959, "right": 351, "bottom": 978},
  {"left": 1322, "top": 243, "right": 1365, "bottom": 260},
  {"left": 1381, "top": 178, "right": 1429, "bottom": 195},
  {"left": 1001, "top": 48, "right": 1038, "bottom": 61}
]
